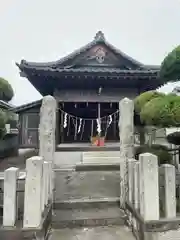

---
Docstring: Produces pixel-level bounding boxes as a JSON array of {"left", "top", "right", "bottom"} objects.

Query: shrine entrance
[{"left": 58, "top": 102, "right": 119, "bottom": 144}]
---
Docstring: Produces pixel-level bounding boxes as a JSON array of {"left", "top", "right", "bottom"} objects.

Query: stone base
[{"left": 0, "top": 204, "right": 52, "bottom": 240}]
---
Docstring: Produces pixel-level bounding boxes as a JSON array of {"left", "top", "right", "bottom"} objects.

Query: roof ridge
[{"left": 17, "top": 31, "right": 149, "bottom": 69}]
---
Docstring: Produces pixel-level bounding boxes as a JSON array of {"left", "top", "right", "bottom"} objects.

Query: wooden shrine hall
[{"left": 15, "top": 31, "right": 162, "bottom": 148}]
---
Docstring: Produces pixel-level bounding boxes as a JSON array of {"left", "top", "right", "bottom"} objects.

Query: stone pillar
[
  {"left": 128, "top": 159, "right": 136, "bottom": 203},
  {"left": 127, "top": 159, "right": 136, "bottom": 225},
  {"left": 3, "top": 167, "right": 19, "bottom": 227},
  {"left": 41, "top": 161, "right": 50, "bottom": 209},
  {"left": 133, "top": 162, "right": 140, "bottom": 229},
  {"left": 119, "top": 98, "right": 134, "bottom": 207},
  {"left": 160, "top": 164, "right": 176, "bottom": 218},
  {"left": 23, "top": 156, "right": 43, "bottom": 228},
  {"left": 39, "top": 96, "right": 57, "bottom": 199},
  {"left": 133, "top": 162, "right": 140, "bottom": 210},
  {"left": 139, "top": 153, "right": 159, "bottom": 221}
]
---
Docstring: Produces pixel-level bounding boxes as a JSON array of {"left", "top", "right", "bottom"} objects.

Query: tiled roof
[
  {"left": 16, "top": 31, "right": 160, "bottom": 71},
  {"left": 0, "top": 100, "right": 14, "bottom": 110},
  {"left": 12, "top": 99, "right": 42, "bottom": 113},
  {"left": 18, "top": 65, "right": 159, "bottom": 76}
]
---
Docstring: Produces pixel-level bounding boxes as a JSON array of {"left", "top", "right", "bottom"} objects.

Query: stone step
[
  {"left": 49, "top": 226, "right": 136, "bottom": 240},
  {"left": 82, "top": 151, "right": 120, "bottom": 159},
  {"left": 82, "top": 157, "right": 120, "bottom": 164},
  {"left": 53, "top": 197, "right": 120, "bottom": 209},
  {"left": 54, "top": 170, "right": 120, "bottom": 201},
  {"left": 75, "top": 163, "right": 120, "bottom": 171},
  {"left": 54, "top": 151, "right": 121, "bottom": 167},
  {"left": 52, "top": 207, "right": 125, "bottom": 228},
  {"left": 82, "top": 151, "right": 120, "bottom": 164}
]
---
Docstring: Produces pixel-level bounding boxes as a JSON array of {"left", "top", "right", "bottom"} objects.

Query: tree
[
  {"left": 134, "top": 91, "right": 165, "bottom": 144},
  {"left": 159, "top": 45, "right": 180, "bottom": 81},
  {"left": 0, "top": 109, "right": 8, "bottom": 138},
  {"left": 134, "top": 92, "right": 180, "bottom": 165},
  {"left": 0, "top": 77, "right": 15, "bottom": 138},
  {"left": 140, "top": 94, "right": 180, "bottom": 127},
  {"left": 0, "top": 77, "right": 14, "bottom": 102}
]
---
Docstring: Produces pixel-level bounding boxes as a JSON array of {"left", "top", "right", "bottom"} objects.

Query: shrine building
[{"left": 14, "top": 31, "right": 162, "bottom": 148}]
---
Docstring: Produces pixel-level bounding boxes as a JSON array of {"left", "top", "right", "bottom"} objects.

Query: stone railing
[
  {"left": 0, "top": 156, "right": 53, "bottom": 240},
  {"left": 118, "top": 97, "right": 180, "bottom": 239},
  {"left": 125, "top": 152, "right": 180, "bottom": 240}
]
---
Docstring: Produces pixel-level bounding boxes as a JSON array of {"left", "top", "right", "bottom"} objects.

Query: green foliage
[
  {"left": 134, "top": 91, "right": 165, "bottom": 114},
  {"left": 0, "top": 77, "right": 14, "bottom": 101},
  {"left": 166, "top": 131, "right": 180, "bottom": 145},
  {"left": 140, "top": 94, "right": 180, "bottom": 127},
  {"left": 0, "top": 109, "right": 8, "bottom": 138},
  {"left": 0, "top": 108, "right": 17, "bottom": 139},
  {"left": 159, "top": 45, "right": 180, "bottom": 81},
  {"left": 135, "top": 144, "right": 172, "bottom": 165}
]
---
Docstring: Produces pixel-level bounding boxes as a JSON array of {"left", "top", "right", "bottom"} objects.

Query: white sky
[{"left": 0, "top": 0, "right": 180, "bottom": 106}]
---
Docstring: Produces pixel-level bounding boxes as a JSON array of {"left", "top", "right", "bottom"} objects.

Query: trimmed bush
[
  {"left": 134, "top": 91, "right": 165, "bottom": 114},
  {"left": 140, "top": 94, "right": 180, "bottom": 127},
  {"left": 135, "top": 144, "right": 172, "bottom": 165}
]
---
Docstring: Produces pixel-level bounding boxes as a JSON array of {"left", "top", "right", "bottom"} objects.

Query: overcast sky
[{"left": 0, "top": 0, "right": 180, "bottom": 106}]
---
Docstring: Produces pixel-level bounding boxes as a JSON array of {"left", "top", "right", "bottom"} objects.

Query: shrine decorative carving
[{"left": 87, "top": 46, "right": 107, "bottom": 64}]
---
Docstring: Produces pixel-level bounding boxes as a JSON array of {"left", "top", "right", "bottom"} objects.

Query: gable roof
[
  {"left": 0, "top": 100, "right": 15, "bottom": 110},
  {"left": 12, "top": 99, "right": 42, "bottom": 113},
  {"left": 17, "top": 31, "right": 159, "bottom": 70}
]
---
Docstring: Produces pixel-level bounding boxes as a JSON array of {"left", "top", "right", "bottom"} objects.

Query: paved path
[{"left": 49, "top": 226, "right": 136, "bottom": 240}]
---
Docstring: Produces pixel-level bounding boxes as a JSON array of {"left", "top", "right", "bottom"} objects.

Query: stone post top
[
  {"left": 128, "top": 158, "right": 137, "bottom": 163},
  {"left": 27, "top": 156, "right": 43, "bottom": 161},
  {"left": 139, "top": 152, "right": 157, "bottom": 158},
  {"left": 119, "top": 97, "right": 132, "bottom": 103},
  {"left": 6, "top": 167, "right": 19, "bottom": 171},
  {"left": 42, "top": 95, "right": 56, "bottom": 102},
  {"left": 160, "top": 164, "right": 175, "bottom": 168}
]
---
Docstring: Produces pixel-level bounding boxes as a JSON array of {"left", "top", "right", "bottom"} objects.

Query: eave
[
  {"left": 17, "top": 64, "right": 159, "bottom": 78},
  {"left": 13, "top": 99, "right": 42, "bottom": 113}
]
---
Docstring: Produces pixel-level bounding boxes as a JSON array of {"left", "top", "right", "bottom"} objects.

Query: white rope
[
  {"left": 96, "top": 118, "right": 101, "bottom": 134},
  {"left": 78, "top": 118, "right": 82, "bottom": 133},
  {"left": 63, "top": 113, "right": 67, "bottom": 128}
]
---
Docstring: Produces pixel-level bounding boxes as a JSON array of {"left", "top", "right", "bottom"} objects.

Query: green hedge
[
  {"left": 135, "top": 144, "right": 172, "bottom": 165},
  {"left": 140, "top": 94, "right": 180, "bottom": 127}
]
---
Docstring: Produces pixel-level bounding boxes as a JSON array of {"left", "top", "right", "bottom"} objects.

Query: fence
[
  {"left": 0, "top": 156, "right": 52, "bottom": 230},
  {"left": 124, "top": 152, "right": 180, "bottom": 240}
]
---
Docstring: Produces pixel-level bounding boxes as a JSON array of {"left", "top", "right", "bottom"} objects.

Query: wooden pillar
[
  {"left": 60, "top": 102, "right": 64, "bottom": 143},
  {"left": 56, "top": 101, "right": 60, "bottom": 145},
  {"left": 113, "top": 103, "right": 116, "bottom": 140},
  {"left": 98, "top": 102, "right": 101, "bottom": 137}
]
